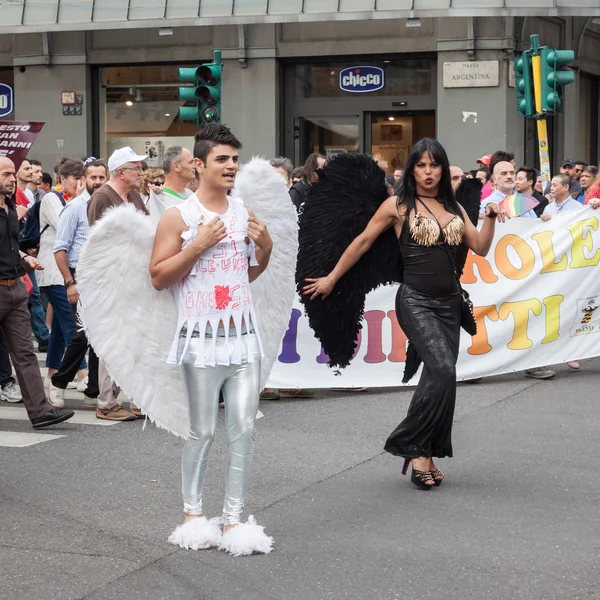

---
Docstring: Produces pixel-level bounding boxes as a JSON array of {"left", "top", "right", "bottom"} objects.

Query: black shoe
[
  {"left": 37, "top": 341, "right": 49, "bottom": 353},
  {"left": 31, "top": 408, "right": 74, "bottom": 429}
]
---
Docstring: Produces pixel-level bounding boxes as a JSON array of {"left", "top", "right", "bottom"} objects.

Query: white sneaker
[
  {"left": 66, "top": 380, "right": 78, "bottom": 390},
  {"left": 0, "top": 381, "right": 23, "bottom": 403},
  {"left": 45, "top": 378, "right": 65, "bottom": 408},
  {"left": 77, "top": 376, "right": 89, "bottom": 393}
]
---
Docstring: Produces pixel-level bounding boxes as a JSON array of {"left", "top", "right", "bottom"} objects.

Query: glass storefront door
[
  {"left": 297, "top": 115, "right": 361, "bottom": 161},
  {"left": 367, "top": 112, "right": 436, "bottom": 174},
  {"left": 283, "top": 57, "right": 437, "bottom": 171}
]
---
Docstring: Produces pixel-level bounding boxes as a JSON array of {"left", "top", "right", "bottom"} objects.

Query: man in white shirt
[
  {"left": 147, "top": 146, "right": 195, "bottom": 227},
  {"left": 541, "top": 174, "right": 583, "bottom": 221},
  {"left": 481, "top": 161, "right": 537, "bottom": 219}
]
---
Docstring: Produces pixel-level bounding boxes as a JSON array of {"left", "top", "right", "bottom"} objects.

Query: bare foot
[{"left": 223, "top": 523, "right": 239, "bottom": 534}]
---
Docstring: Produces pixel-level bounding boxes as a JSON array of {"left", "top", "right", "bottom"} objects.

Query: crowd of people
[
  {"left": 1, "top": 145, "right": 599, "bottom": 418},
  {"left": 1, "top": 128, "right": 599, "bottom": 555}
]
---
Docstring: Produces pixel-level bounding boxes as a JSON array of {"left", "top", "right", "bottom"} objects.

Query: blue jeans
[
  {"left": 42, "top": 285, "right": 87, "bottom": 371},
  {"left": 27, "top": 271, "right": 50, "bottom": 344}
]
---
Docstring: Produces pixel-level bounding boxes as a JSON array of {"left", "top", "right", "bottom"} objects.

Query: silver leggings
[{"left": 179, "top": 334, "right": 260, "bottom": 525}]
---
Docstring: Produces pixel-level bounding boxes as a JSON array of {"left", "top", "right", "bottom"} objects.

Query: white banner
[{"left": 267, "top": 207, "right": 600, "bottom": 388}]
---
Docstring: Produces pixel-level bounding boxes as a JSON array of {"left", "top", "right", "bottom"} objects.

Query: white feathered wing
[
  {"left": 234, "top": 157, "right": 299, "bottom": 389},
  {"left": 77, "top": 158, "right": 298, "bottom": 438},
  {"left": 76, "top": 205, "right": 189, "bottom": 438}
]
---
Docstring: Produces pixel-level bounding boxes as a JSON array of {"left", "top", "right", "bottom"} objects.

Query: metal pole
[{"left": 531, "top": 35, "right": 552, "bottom": 196}]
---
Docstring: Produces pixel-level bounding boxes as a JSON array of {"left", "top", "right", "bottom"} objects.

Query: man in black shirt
[
  {"left": 515, "top": 166, "right": 548, "bottom": 217},
  {"left": 0, "top": 157, "right": 73, "bottom": 428}
]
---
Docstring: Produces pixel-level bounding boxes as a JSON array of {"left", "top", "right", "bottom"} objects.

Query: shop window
[
  {"left": 102, "top": 65, "right": 200, "bottom": 166},
  {"left": 294, "top": 58, "right": 434, "bottom": 99}
]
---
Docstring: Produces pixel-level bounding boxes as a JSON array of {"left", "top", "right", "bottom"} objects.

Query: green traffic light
[
  {"left": 203, "top": 106, "right": 220, "bottom": 123},
  {"left": 540, "top": 46, "right": 575, "bottom": 113},
  {"left": 514, "top": 52, "right": 535, "bottom": 118},
  {"left": 177, "top": 53, "right": 223, "bottom": 125}
]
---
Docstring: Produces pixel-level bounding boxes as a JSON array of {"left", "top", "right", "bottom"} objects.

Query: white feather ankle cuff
[
  {"left": 168, "top": 517, "right": 222, "bottom": 550},
  {"left": 218, "top": 515, "right": 274, "bottom": 556}
]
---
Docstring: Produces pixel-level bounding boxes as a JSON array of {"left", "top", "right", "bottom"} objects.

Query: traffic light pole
[
  {"left": 531, "top": 52, "right": 552, "bottom": 195},
  {"left": 514, "top": 34, "right": 575, "bottom": 198}
]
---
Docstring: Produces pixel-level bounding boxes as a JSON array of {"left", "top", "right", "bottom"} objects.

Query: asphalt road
[{"left": 1, "top": 359, "right": 599, "bottom": 600}]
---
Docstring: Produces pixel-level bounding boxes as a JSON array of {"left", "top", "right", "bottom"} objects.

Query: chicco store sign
[{"left": 339, "top": 66, "right": 385, "bottom": 93}]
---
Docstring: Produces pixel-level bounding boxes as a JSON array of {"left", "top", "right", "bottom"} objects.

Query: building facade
[{"left": 0, "top": 3, "right": 599, "bottom": 174}]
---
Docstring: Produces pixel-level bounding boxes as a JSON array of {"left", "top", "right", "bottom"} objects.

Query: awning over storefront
[{"left": 0, "top": 0, "right": 598, "bottom": 34}]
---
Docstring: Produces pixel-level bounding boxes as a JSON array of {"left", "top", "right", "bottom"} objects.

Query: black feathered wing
[
  {"left": 455, "top": 177, "right": 483, "bottom": 277},
  {"left": 295, "top": 153, "right": 398, "bottom": 369}
]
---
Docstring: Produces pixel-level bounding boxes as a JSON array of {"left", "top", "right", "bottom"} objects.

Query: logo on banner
[
  {"left": 570, "top": 295, "right": 600, "bottom": 336},
  {"left": 339, "top": 66, "right": 385, "bottom": 93},
  {"left": 0, "top": 84, "right": 13, "bottom": 118}
]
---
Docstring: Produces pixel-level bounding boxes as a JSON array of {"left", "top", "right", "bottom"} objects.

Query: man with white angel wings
[{"left": 76, "top": 124, "right": 298, "bottom": 556}]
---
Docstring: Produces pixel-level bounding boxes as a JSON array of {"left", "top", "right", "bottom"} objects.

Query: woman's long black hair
[{"left": 396, "top": 138, "right": 463, "bottom": 220}]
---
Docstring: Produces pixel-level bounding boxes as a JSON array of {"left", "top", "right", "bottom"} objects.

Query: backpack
[
  {"left": 289, "top": 179, "right": 309, "bottom": 211},
  {"left": 19, "top": 192, "right": 66, "bottom": 253}
]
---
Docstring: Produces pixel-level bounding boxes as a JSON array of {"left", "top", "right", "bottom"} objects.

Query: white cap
[{"left": 107, "top": 146, "right": 148, "bottom": 172}]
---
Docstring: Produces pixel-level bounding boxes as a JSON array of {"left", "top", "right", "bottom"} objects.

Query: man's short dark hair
[
  {"left": 554, "top": 173, "right": 571, "bottom": 188},
  {"left": 193, "top": 124, "right": 242, "bottom": 164},
  {"left": 83, "top": 159, "right": 107, "bottom": 177},
  {"left": 489, "top": 151, "right": 515, "bottom": 178},
  {"left": 291, "top": 167, "right": 303, "bottom": 180},
  {"left": 29, "top": 159, "right": 42, "bottom": 168},
  {"left": 57, "top": 157, "right": 84, "bottom": 179},
  {"left": 575, "top": 160, "right": 588, "bottom": 168},
  {"left": 517, "top": 166, "right": 537, "bottom": 188},
  {"left": 41, "top": 172, "right": 53, "bottom": 186},
  {"left": 476, "top": 166, "right": 490, "bottom": 182}
]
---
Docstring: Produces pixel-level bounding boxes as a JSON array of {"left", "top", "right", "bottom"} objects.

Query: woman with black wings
[{"left": 303, "top": 139, "right": 507, "bottom": 489}]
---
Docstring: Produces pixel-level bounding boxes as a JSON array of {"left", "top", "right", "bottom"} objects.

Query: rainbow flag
[{"left": 500, "top": 193, "right": 540, "bottom": 217}]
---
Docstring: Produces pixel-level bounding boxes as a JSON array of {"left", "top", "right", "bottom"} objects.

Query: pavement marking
[
  {"left": 0, "top": 431, "right": 65, "bottom": 447},
  {"left": 0, "top": 406, "right": 120, "bottom": 426}
]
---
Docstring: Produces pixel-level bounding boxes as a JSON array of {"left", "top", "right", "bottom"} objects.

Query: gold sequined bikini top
[{"left": 408, "top": 197, "right": 464, "bottom": 247}]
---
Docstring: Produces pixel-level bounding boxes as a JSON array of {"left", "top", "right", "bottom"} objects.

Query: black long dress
[{"left": 384, "top": 212, "right": 463, "bottom": 459}]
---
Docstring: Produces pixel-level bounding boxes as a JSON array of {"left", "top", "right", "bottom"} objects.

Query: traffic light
[
  {"left": 514, "top": 52, "right": 535, "bottom": 118},
  {"left": 540, "top": 47, "right": 575, "bottom": 113},
  {"left": 178, "top": 50, "right": 222, "bottom": 125}
]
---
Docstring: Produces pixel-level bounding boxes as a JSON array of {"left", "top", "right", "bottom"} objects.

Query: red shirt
[
  {"left": 584, "top": 184, "right": 600, "bottom": 204},
  {"left": 15, "top": 188, "right": 30, "bottom": 209}
]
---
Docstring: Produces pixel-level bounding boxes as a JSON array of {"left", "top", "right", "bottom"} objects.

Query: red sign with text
[{"left": 0, "top": 120, "right": 45, "bottom": 167}]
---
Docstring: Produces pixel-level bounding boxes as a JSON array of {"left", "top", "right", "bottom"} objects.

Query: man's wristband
[{"left": 65, "top": 279, "right": 76, "bottom": 289}]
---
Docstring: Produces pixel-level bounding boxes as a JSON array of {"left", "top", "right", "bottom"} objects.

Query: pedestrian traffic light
[
  {"left": 514, "top": 51, "right": 535, "bottom": 118},
  {"left": 178, "top": 50, "right": 223, "bottom": 125},
  {"left": 540, "top": 47, "right": 575, "bottom": 113}
]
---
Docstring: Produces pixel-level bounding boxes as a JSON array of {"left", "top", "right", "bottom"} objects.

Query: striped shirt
[{"left": 53, "top": 189, "right": 91, "bottom": 269}]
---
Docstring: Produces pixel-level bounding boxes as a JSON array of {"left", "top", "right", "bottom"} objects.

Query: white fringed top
[{"left": 167, "top": 194, "right": 263, "bottom": 367}]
